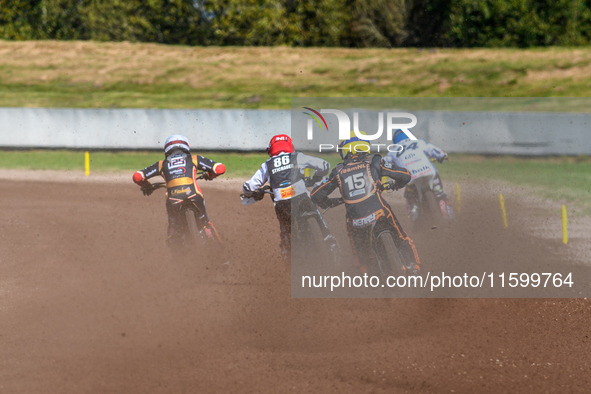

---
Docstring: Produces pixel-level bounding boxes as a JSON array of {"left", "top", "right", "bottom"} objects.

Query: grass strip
[
  {"left": 0, "top": 149, "right": 268, "bottom": 179},
  {"left": 439, "top": 155, "right": 591, "bottom": 214}
]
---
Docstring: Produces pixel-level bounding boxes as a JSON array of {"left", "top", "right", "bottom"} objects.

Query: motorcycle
[
  {"left": 146, "top": 171, "right": 221, "bottom": 252},
  {"left": 405, "top": 158, "right": 454, "bottom": 229},
  {"left": 328, "top": 181, "right": 416, "bottom": 278},
  {"left": 405, "top": 173, "right": 454, "bottom": 229},
  {"left": 240, "top": 182, "right": 339, "bottom": 267}
]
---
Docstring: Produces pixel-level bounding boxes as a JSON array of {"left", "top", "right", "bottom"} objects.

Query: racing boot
[
  {"left": 324, "top": 234, "right": 340, "bottom": 267},
  {"left": 403, "top": 262, "right": 421, "bottom": 276},
  {"left": 201, "top": 221, "right": 221, "bottom": 242},
  {"left": 279, "top": 232, "right": 291, "bottom": 261},
  {"left": 405, "top": 193, "right": 420, "bottom": 222},
  {"left": 409, "top": 204, "right": 419, "bottom": 222},
  {"left": 438, "top": 198, "right": 455, "bottom": 221}
]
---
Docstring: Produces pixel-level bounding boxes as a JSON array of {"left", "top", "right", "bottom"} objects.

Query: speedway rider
[
  {"left": 133, "top": 134, "right": 226, "bottom": 249},
  {"left": 310, "top": 132, "right": 421, "bottom": 275},
  {"left": 242, "top": 134, "right": 336, "bottom": 260},
  {"left": 384, "top": 130, "right": 454, "bottom": 222}
]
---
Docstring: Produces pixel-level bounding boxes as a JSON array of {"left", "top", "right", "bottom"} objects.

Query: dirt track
[{"left": 1, "top": 174, "right": 590, "bottom": 393}]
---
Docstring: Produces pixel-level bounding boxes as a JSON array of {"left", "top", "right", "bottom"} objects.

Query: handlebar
[
  {"left": 381, "top": 180, "right": 397, "bottom": 191},
  {"left": 259, "top": 185, "right": 272, "bottom": 194},
  {"left": 430, "top": 156, "right": 448, "bottom": 164},
  {"left": 150, "top": 182, "right": 166, "bottom": 190},
  {"left": 240, "top": 185, "right": 273, "bottom": 205},
  {"left": 142, "top": 171, "right": 207, "bottom": 193}
]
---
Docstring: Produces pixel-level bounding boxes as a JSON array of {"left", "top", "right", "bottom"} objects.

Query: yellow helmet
[{"left": 338, "top": 131, "right": 371, "bottom": 159}]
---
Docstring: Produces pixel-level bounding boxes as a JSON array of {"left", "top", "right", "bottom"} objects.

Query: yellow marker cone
[
  {"left": 562, "top": 205, "right": 568, "bottom": 244},
  {"left": 84, "top": 151, "right": 90, "bottom": 176},
  {"left": 455, "top": 183, "right": 462, "bottom": 214},
  {"left": 499, "top": 194, "right": 508, "bottom": 228}
]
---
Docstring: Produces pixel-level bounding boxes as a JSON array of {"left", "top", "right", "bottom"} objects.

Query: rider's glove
[
  {"left": 305, "top": 176, "right": 323, "bottom": 188},
  {"left": 203, "top": 171, "right": 217, "bottom": 181},
  {"left": 141, "top": 185, "right": 154, "bottom": 196},
  {"left": 438, "top": 154, "right": 448, "bottom": 163},
  {"left": 252, "top": 189, "right": 265, "bottom": 201},
  {"left": 329, "top": 197, "right": 344, "bottom": 208},
  {"left": 379, "top": 181, "right": 394, "bottom": 191}
]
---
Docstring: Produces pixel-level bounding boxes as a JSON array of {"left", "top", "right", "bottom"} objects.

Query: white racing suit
[
  {"left": 384, "top": 139, "right": 453, "bottom": 221},
  {"left": 242, "top": 151, "right": 334, "bottom": 258}
]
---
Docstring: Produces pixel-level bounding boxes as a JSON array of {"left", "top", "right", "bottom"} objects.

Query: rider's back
[
  {"left": 334, "top": 154, "right": 384, "bottom": 219},
  {"left": 265, "top": 152, "right": 307, "bottom": 201},
  {"left": 386, "top": 139, "right": 445, "bottom": 182},
  {"left": 313, "top": 153, "right": 410, "bottom": 220},
  {"left": 161, "top": 149, "right": 201, "bottom": 198}
]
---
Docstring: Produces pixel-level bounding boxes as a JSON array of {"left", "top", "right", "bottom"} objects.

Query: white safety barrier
[
  {"left": 0, "top": 107, "right": 589, "bottom": 154},
  {"left": 0, "top": 108, "right": 290, "bottom": 151}
]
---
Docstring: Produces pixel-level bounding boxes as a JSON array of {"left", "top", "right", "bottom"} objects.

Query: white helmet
[{"left": 164, "top": 134, "right": 190, "bottom": 155}]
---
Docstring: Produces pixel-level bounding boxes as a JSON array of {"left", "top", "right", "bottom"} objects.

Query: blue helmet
[{"left": 393, "top": 129, "right": 409, "bottom": 144}]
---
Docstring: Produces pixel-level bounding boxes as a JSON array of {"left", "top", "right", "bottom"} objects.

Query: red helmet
[{"left": 267, "top": 134, "right": 294, "bottom": 157}]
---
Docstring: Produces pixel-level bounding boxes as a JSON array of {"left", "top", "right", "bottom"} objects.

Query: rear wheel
[
  {"left": 422, "top": 190, "right": 442, "bottom": 227},
  {"left": 300, "top": 215, "right": 324, "bottom": 254},
  {"left": 292, "top": 214, "right": 333, "bottom": 271},
  {"left": 375, "top": 231, "right": 405, "bottom": 277},
  {"left": 184, "top": 208, "right": 203, "bottom": 247},
  {"left": 304, "top": 216, "right": 324, "bottom": 247},
  {"left": 307, "top": 215, "right": 338, "bottom": 267}
]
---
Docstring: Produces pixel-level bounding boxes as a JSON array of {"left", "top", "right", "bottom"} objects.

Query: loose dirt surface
[{"left": 1, "top": 173, "right": 590, "bottom": 393}]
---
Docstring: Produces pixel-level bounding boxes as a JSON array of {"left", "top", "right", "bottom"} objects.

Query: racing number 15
[{"left": 344, "top": 173, "right": 365, "bottom": 191}]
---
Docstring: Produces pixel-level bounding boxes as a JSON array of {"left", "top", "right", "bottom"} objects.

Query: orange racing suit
[{"left": 311, "top": 153, "right": 421, "bottom": 274}]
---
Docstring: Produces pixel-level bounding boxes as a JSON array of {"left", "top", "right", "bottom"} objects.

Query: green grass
[
  {"left": 5, "top": 42, "right": 591, "bottom": 108},
  {"left": 438, "top": 155, "right": 591, "bottom": 214},
  {"left": 0, "top": 150, "right": 269, "bottom": 178}
]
